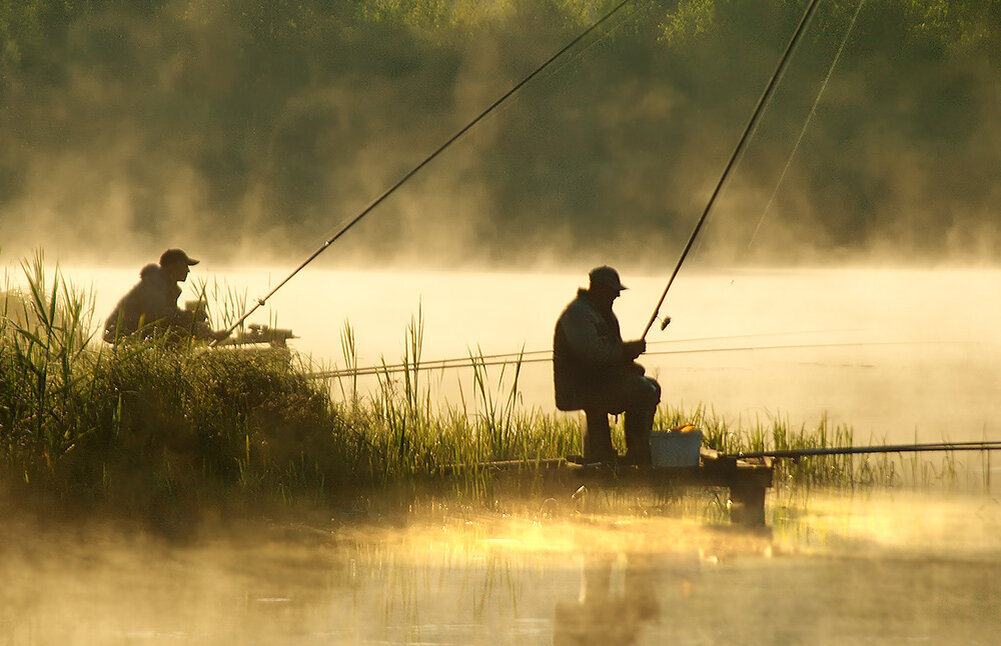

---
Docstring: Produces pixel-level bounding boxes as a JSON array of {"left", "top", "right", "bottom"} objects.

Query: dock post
[{"left": 728, "top": 484, "right": 766, "bottom": 526}]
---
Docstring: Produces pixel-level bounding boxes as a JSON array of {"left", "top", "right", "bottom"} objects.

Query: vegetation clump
[
  {"left": 0, "top": 256, "right": 356, "bottom": 515},
  {"left": 0, "top": 255, "right": 580, "bottom": 521}
]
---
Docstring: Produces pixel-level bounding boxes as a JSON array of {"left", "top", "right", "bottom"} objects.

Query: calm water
[
  {"left": 2, "top": 490, "right": 1000, "bottom": 645},
  {"left": 51, "top": 264, "right": 1001, "bottom": 445}
]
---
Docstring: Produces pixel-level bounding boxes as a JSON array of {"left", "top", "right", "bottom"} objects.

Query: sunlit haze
[{"left": 2, "top": 1, "right": 1000, "bottom": 643}]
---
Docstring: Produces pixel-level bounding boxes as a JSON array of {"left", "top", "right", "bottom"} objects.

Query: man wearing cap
[
  {"left": 553, "top": 266, "right": 661, "bottom": 465},
  {"left": 104, "top": 248, "right": 222, "bottom": 345}
]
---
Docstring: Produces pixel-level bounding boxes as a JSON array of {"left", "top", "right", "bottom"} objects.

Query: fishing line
[
  {"left": 536, "top": 2, "right": 647, "bottom": 84},
  {"left": 298, "top": 327, "right": 865, "bottom": 378},
  {"left": 213, "top": 0, "right": 638, "bottom": 345},
  {"left": 305, "top": 339, "right": 930, "bottom": 380},
  {"left": 432, "top": 7, "right": 639, "bottom": 156},
  {"left": 641, "top": 0, "right": 824, "bottom": 340},
  {"left": 746, "top": 0, "right": 867, "bottom": 248}
]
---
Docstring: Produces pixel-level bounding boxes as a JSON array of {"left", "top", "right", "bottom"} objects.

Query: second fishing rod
[{"left": 211, "top": 0, "right": 637, "bottom": 346}]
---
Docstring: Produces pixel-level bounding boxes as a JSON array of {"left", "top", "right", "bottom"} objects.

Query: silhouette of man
[
  {"left": 104, "top": 248, "right": 224, "bottom": 345},
  {"left": 553, "top": 266, "right": 661, "bottom": 465}
]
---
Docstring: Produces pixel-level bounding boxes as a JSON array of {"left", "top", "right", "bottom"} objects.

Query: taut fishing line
[
  {"left": 298, "top": 327, "right": 867, "bottom": 379},
  {"left": 213, "top": 0, "right": 638, "bottom": 345},
  {"left": 305, "top": 339, "right": 940, "bottom": 380},
  {"left": 746, "top": 0, "right": 868, "bottom": 249}
]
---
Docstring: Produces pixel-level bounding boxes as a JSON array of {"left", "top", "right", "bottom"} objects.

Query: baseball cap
[
  {"left": 588, "top": 265, "right": 627, "bottom": 292},
  {"left": 159, "top": 248, "right": 200, "bottom": 266}
]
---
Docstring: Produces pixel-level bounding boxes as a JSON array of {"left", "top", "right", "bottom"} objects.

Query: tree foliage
[{"left": 1, "top": 0, "right": 999, "bottom": 264}]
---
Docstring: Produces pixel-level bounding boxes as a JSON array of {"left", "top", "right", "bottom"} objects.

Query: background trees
[{"left": 2, "top": 0, "right": 998, "bottom": 265}]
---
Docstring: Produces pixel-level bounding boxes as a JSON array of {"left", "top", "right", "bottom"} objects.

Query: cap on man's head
[
  {"left": 588, "top": 265, "right": 627, "bottom": 292},
  {"left": 159, "top": 248, "right": 200, "bottom": 267}
]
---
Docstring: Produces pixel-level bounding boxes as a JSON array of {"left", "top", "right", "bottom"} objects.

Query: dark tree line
[{"left": 2, "top": 0, "right": 999, "bottom": 265}]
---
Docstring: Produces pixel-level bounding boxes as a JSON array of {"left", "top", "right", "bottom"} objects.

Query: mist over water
[
  {"left": 5, "top": 0, "right": 1000, "bottom": 441},
  {"left": 3, "top": 490, "right": 1000, "bottom": 645}
]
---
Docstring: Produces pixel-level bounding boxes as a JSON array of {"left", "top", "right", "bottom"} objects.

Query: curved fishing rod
[
  {"left": 726, "top": 441, "right": 1001, "bottom": 460},
  {"left": 305, "top": 339, "right": 932, "bottom": 380},
  {"left": 213, "top": 0, "right": 637, "bottom": 347},
  {"left": 641, "top": 0, "right": 824, "bottom": 339}
]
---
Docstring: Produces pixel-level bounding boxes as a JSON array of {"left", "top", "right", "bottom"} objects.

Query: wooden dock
[{"left": 470, "top": 448, "right": 774, "bottom": 526}]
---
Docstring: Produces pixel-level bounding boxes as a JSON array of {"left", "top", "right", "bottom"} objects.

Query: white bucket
[{"left": 650, "top": 430, "right": 703, "bottom": 467}]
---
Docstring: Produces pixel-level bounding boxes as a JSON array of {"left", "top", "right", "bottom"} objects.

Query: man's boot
[
  {"left": 583, "top": 410, "right": 616, "bottom": 464},
  {"left": 622, "top": 405, "right": 654, "bottom": 466}
]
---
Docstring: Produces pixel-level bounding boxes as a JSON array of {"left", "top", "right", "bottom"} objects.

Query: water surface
[{"left": 3, "top": 490, "right": 1000, "bottom": 645}]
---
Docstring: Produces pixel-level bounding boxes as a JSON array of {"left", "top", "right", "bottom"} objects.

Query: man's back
[
  {"left": 553, "top": 289, "right": 626, "bottom": 411},
  {"left": 104, "top": 264, "right": 185, "bottom": 342}
]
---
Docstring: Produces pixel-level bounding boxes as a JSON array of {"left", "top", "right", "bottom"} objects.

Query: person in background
[
  {"left": 553, "top": 266, "right": 662, "bottom": 465},
  {"left": 103, "top": 248, "right": 226, "bottom": 345}
]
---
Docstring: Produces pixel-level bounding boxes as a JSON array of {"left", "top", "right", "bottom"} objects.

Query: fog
[
  {"left": 3, "top": 490, "right": 1000, "bottom": 644},
  {"left": 1, "top": 1, "right": 999, "bottom": 267}
]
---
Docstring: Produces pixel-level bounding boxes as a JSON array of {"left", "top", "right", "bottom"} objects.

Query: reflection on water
[
  {"left": 553, "top": 553, "right": 663, "bottom": 646},
  {"left": 3, "top": 491, "right": 1000, "bottom": 645}
]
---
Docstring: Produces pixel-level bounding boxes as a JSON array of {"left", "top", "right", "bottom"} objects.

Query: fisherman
[
  {"left": 553, "top": 266, "right": 662, "bottom": 465},
  {"left": 103, "top": 248, "right": 226, "bottom": 345}
]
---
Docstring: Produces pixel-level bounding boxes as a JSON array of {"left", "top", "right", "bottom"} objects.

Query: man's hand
[{"left": 623, "top": 339, "right": 646, "bottom": 360}]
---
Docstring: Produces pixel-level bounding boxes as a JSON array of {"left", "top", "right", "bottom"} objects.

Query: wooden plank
[{"left": 438, "top": 453, "right": 775, "bottom": 526}]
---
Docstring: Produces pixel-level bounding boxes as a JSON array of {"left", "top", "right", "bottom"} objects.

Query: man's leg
[
  {"left": 582, "top": 410, "right": 615, "bottom": 464},
  {"left": 622, "top": 376, "right": 661, "bottom": 466}
]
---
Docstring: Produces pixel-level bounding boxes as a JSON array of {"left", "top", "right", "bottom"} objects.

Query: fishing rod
[
  {"left": 641, "top": 0, "right": 824, "bottom": 340},
  {"left": 212, "top": 0, "right": 637, "bottom": 347},
  {"left": 306, "top": 339, "right": 931, "bottom": 380},
  {"left": 725, "top": 441, "right": 1001, "bottom": 461}
]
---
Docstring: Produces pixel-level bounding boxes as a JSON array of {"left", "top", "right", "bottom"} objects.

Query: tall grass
[
  {"left": 0, "top": 254, "right": 580, "bottom": 518},
  {"left": 662, "top": 405, "right": 901, "bottom": 489},
  {"left": 328, "top": 311, "right": 580, "bottom": 497}
]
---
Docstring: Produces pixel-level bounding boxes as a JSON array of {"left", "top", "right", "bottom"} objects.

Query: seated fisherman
[
  {"left": 553, "top": 266, "right": 662, "bottom": 466},
  {"left": 103, "top": 248, "right": 226, "bottom": 345}
]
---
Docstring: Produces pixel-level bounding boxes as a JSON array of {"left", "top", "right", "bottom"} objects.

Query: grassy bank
[
  {"left": 0, "top": 255, "right": 585, "bottom": 520},
  {"left": 0, "top": 255, "right": 979, "bottom": 528}
]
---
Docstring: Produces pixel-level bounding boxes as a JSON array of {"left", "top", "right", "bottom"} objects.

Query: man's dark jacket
[
  {"left": 103, "top": 264, "right": 190, "bottom": 343},
  {"left": 553, "top": 289, "right": 631, "bottom": 411}
]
